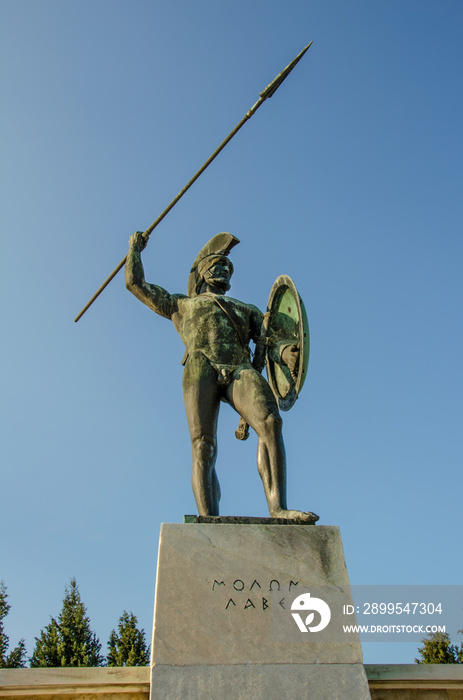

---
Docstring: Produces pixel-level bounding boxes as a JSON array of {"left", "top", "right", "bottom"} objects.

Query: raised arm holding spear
[{"left": 74, "top": 42, "right": 312, "bottom": 323}]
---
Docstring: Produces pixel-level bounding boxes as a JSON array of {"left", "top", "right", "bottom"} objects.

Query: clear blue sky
[{"left": 1, "top": 0, "right": 462, "bottom": 665}]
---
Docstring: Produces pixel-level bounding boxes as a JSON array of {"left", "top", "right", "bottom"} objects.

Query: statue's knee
[
  {"left": 192, "top": 435, "right": 216, "bottom": 463},
  {"left": 262, "top": 412, "right": 283, "bottom": 437}
]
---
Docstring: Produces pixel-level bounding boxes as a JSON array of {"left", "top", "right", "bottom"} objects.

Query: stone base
[
  {"left": 152, "top": 664, "right": 370, "bottom": 700},
  {"left": 150, "top": 523, "right": 371, "bottom": 699}
]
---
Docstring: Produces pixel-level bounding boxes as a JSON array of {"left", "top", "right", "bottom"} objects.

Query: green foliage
[
  {"left": 30, "top": 618, "right": 63, "bottom": 668},
  {"left": 107, "top": 611, "right": 150, "bottom": 666},
  {"left": 415, "top": 630, "right": 463, "bottom": 664},
  {"left": 30, "top": 579, "right": 104, "bottom": 667},
  {"left": 458, "top": 632, "right": 463, "bottom": 664},
  {"left": 0, "top": 582, "right": 27, "bottom": 668}
]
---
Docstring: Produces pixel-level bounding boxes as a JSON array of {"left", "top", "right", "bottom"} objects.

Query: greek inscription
[{"left": 211, "top": 576, "right": 298, "bottom": 611}]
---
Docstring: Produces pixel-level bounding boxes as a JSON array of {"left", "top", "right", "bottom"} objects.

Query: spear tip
[{"left": 259, "top": 40, "right": 314, "bottom": 100}]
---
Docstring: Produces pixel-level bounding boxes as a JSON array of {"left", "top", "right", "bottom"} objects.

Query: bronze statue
[{"left": 125, "top": 231, "right": 318, "bottom": 523}]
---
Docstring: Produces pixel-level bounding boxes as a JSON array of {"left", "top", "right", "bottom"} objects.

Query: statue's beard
[{"left": 205, "top": 276, "right": 231, "bottom": 292}]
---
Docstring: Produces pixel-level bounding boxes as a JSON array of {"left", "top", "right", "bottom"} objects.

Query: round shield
[{"left": 265, "top": 275, "right": 309, "bottom": 411}]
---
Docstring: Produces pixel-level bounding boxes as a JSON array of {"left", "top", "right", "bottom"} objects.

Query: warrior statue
[{"left": 125, "top": 231, "right": 318, "bottom": 523}]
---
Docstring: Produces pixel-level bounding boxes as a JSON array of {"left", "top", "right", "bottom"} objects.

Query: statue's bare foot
[{"left": 271, "top": 508, "right": 319, "bottom": 524}]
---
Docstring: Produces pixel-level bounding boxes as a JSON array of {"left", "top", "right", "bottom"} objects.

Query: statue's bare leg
[
  {"left": 182, "top": 353, "right": 222, "bottom": 516},
  {"left": 226, "top": 368, "right": 319, "bottom": 523}
]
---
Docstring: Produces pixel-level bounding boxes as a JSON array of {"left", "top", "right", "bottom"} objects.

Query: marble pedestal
[{"left": 150, "top": 521, "right": 370, "bottom": 699}]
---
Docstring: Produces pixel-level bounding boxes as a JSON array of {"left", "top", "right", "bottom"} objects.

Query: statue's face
[
  {"left": 208, "top": 259, "right": 232, "bottom": 283},
  {"left": 201, "top": 258, "right": 233, "bottom": 293}
]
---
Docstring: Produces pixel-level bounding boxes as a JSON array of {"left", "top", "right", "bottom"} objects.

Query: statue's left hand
[{"left": 281, "top": 344, "right": 299, "bottom": 382}]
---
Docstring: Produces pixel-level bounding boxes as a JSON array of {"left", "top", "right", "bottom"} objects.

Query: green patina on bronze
[
  {"left": 266, "top": 275, "right": 310, "bottom": 411},
  {"left": 184, "top": 515, "right": 317, "bottom": 525},
  {"left": 125, "top": 232, "right": 318, "bottom": 524}
]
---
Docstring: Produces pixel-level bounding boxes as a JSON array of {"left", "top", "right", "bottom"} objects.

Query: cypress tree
[
  {"left": 107, "top": 611, "right": 150, "bottom": 666},
  {"left": 0, "top": 582, "right": 27, "bottom": 668},
  {"left": 415, "top": 630, "right": 463, "bottom": 664},
  {"left": 457, "top": 631, "right": 463, "bottom": 664},
  {"left": 30, "top": 579, "right": 104, "bottom": 667}
]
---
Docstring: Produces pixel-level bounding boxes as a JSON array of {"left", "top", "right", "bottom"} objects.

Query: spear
[{"left": 74, "top": 41, "right": 313, "bottom": 322}]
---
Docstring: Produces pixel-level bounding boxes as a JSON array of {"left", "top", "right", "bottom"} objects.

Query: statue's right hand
[{"left": 129, "top": 231, "right": 147, "bottom": 252}]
